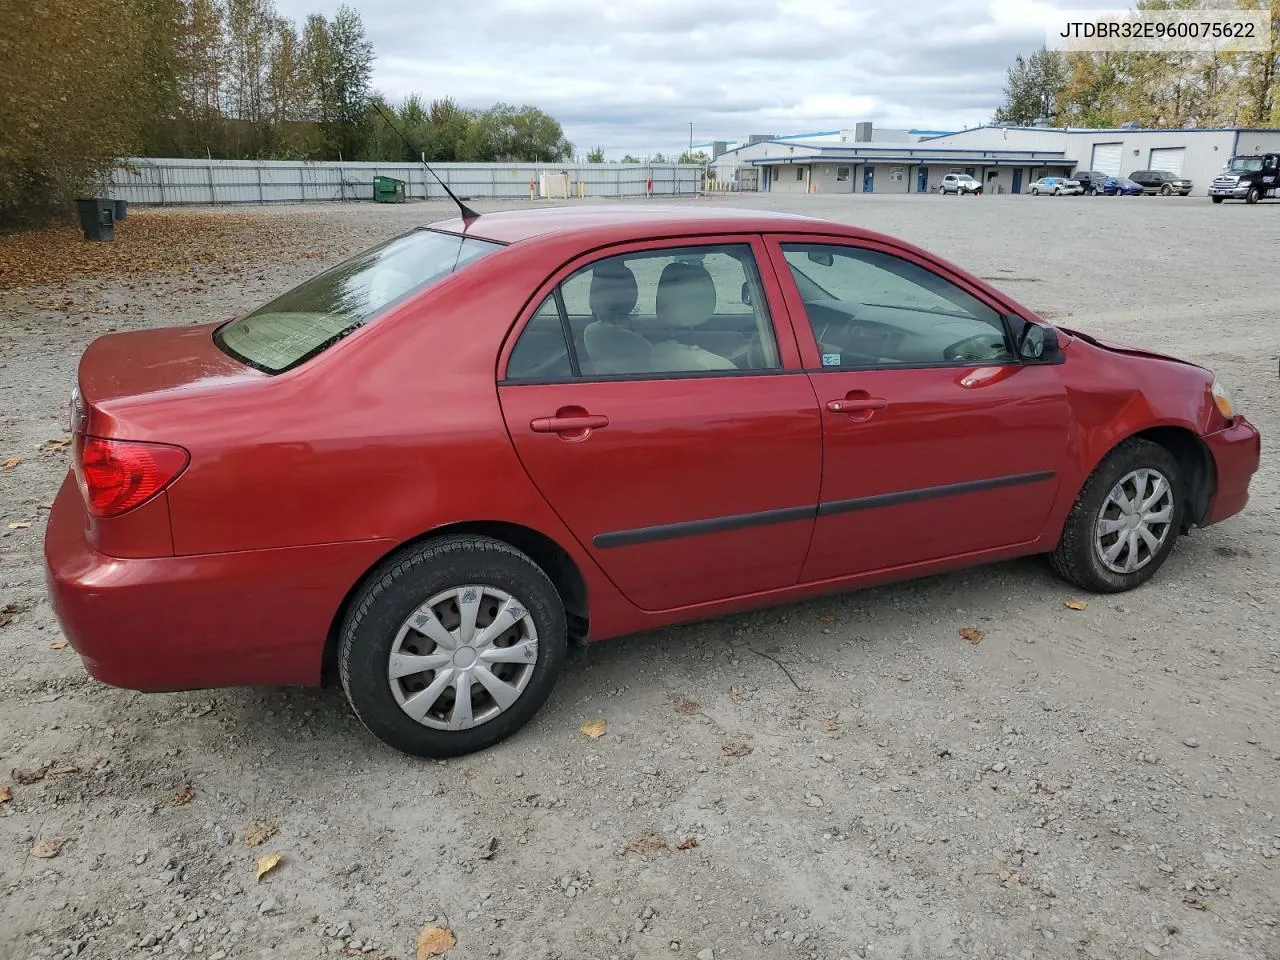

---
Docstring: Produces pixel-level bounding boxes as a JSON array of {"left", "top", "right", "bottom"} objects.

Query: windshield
[
  {"left": 216, "top": 229, "right": 502, "bottom": 372},
  {"left": 1228, "top": 157, "right": 1264, "bottom": 173}
]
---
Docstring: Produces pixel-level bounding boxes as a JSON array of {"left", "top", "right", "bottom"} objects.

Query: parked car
[
  {"left": 939, "top": 173, "right": 983, "bottom": 195},
  {"left": 1073, "top": 171, "right": 1109, "bottom": 195},
  {"left": 45, "top": 206, "right": 1261, "bottom": 758},
  {"left": 1103, "top": 176, "right": 1144, "bottom": 196},
  {"left": 1128, "top": 170, "right": 1193, "bottom": 196},
  {"left": 1029, "top": 177, "right": 1083, "bottom": 196}
]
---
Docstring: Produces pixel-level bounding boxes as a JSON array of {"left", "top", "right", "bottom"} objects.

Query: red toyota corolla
[{"left": 45, "top": 206, "right": 1260, "bottom": 757}]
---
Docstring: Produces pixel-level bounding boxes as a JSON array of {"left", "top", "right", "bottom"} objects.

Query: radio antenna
[{"left": 372, "top": 101, "right": 479, "bottom": 222}]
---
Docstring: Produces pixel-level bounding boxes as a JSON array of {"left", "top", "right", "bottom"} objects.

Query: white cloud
[{"left": 283, "top": 0, "right": 1061, "bottom": 157}]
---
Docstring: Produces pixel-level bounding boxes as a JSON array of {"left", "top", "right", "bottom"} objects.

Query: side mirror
[
  {"left": 740, "top": 281, "right": 752, "bottom": 306},
  {"left": 807, "top": 250, "right": 835, "bottom": 267},
  {"left": 1016, "top": 321, "right": 1064, "bottom": 364}
]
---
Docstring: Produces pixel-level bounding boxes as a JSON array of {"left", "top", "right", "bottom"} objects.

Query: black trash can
[
  {"left": 74, "top": 198, "right": 115, "bottom": 242},
  {"left": 113, "top": 200, "right": 128, "bottom": 222}
]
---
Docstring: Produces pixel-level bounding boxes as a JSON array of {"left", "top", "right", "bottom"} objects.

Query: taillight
[{"left": 73, "top": 436, "right": 189, "bottom": 518}]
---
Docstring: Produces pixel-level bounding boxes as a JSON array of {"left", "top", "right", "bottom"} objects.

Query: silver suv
[{"left": 939, "top": 173, "right": 983, "bottom": 195}]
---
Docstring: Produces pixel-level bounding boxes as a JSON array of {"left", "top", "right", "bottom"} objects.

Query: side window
[
  {"left": 779, "top": 243, "right": 1014, "bottom": 369},
  {"left": 507, "top": 295, "right": 573, "bottom": 381},
  {"left": 508, "top": 244, "right": 780, "bottom": 379}
]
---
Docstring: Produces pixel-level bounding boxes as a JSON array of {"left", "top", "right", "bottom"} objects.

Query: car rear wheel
[
  {"left": 1049, "top": 439, "right": 1185, "bottom": 593},
  {"left": 339, "top": 535, "right": 568, "bottom": 757}
]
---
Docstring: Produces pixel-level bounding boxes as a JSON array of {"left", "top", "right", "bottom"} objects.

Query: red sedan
[{"left": 45, "top": 206, "right": 1260, "bottom": 757}]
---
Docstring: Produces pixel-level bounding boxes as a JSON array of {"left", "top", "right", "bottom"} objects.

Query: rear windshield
[{"left": 215, "top": 229, "right": 502, "bottom": 372}]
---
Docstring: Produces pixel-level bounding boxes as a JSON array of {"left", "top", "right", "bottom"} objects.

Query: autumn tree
[{"left": 994, "top": 46, "right": 1067, "bottom": 124}]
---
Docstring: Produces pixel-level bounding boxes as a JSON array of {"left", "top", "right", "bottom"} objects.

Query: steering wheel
[{"left": 943, "top": 333, "right": 1008, "bottom": 363}]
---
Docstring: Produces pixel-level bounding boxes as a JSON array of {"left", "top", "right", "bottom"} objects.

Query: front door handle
[
  {"left": 826, "top": 397, "right": 887, "bottom": 414},
  {"left": 530, "top": 406, "right": 609, "bottom": 439}
]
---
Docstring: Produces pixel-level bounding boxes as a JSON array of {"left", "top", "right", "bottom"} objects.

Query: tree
[
  {"left": 678, "top": 149, "right": 709, "bottom": 164},
  {"left": 621, "top": 153, "right": 640, "bottom": 163},
  {"left": 462, "top": 103, "right": 571, "bottom": 161},
  {"left": 586, "top": 146, "right": 605, "bottom": 163},
  {"left": 652, "top": 152, "right": 667, "bottom": 163},
  {"left": 994, "top": 46, "right": 1067, "bottom": 124}
]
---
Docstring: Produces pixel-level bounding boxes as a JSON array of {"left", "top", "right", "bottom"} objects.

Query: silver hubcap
[
  {"left": 1095, "top": 468, "right": 1174, "bottom": 574},
  {"left": 388, "top": 585, "right": 538, "bottom": 731}
]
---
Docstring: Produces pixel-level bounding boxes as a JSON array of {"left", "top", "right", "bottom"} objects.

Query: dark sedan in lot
[{"left": 1103, "top": 176, "right": 1144, "bottom": 196}]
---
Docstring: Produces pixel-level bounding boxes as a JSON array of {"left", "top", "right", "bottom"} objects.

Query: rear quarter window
[{"left": 216, "top": 229, "right": 502, "bottom": 373}]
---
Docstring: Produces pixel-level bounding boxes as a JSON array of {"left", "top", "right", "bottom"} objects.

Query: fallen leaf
[
  {"left": 625, "top": 831, "right": 668, "bottom": 855},
  {"left": 49, "top": 640, "right": 68, "bottom": 650},
  {"left": 255, "top": 851, "right": 282, "bottom": 881},
  {"left": 721, "top": 740, "right": 752, "bottom": 758},
  {"left": 40, "top": 437, "right": 72, "bottom": 452},
  {"left": 244, "top": 822, "right": 278, "bottom": 847},
  {"left": 31, "top": 837, "right": 66, "bottom": 859},
  {"left": 169, "top": 786, "right": 194, "bottom": 806},
  {"left": 13, "top": 764, "right": 50, "bottom": 784},
  {"left": 673, "top": 697, "right": 700, "bottom": 716},
  {"left": 677, "top": 836, "right": 699, "bottom": 850},
  {"left": 416, "top": 924, "right": 456, "bottom": 959},
  {"left": 2, "top": 458, "right": 19, "bottom": 470},
  {"left": 477, "top": 836, "right": 499, "bottom": 860},
  {"left": 0, "top": 786, "right": 11, "bottom": 803},
  {"left": 7, "top": 522, "right": 31, "bottom": 530},
  {"left": 818, "top": 613, "right": 835, "bottom": 624},
  {"left": 729, "top": 685, "right": 742, "bottom": 698},
  {"left": 819, "top": 716, "right": 841, "bottom": 733},
  {"left": 49, "top": 765, "right": 80, "bottom": 776},
  {"left": 579, "top": 718, "right": 607, "bottom": 739},
  {"left": 1064, "top": 599, "right": 1088, "bottom": 610},
  {"left": 960, "top": 627, "right": 985, "bottom": 645}
]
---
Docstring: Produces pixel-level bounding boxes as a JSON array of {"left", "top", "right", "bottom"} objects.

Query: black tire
[
  {"left": 1246, "top": 186, "right": 1260, "bottom": 204},
  {"left": 339, "top": 535, "right": 568, "bottom": 758},
  {"left": 1160, "top": 184, "right": 1172, "bottom": 196},
  {"left": 1049, "top": 438, "right": 1186, "bottom": 593},
  {"left": 1211, "top": 196, "right": 1224, "bottom": 204}
]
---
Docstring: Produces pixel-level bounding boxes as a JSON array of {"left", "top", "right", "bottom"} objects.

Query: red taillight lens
[{"left": 74, "top": 436, "right": 189, "bottom": 518}]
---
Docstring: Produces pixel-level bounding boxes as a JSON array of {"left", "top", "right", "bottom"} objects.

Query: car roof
[{"left": 426, "top": 203, "right": 839, "bottom": 245}]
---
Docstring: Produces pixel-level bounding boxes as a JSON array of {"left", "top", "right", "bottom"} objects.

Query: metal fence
[{"left": 106, "top": 158, "right": 706, "bottom": 205}]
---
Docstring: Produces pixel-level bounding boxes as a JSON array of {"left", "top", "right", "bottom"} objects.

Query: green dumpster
[{"left": 373, "top": 176, "right": 406, "bottom": 203}]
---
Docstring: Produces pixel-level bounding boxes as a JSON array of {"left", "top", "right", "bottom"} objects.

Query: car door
[
  {"left": 497, "top": 236, "right": 822, "bottom": 613},
  {"left": 764, "top": 236, "right": 1071, "bottom": 583}
]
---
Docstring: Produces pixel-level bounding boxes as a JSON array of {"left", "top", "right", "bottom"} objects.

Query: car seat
[{"left": 649, "top": 262, "right": 737, "bottom": 372}]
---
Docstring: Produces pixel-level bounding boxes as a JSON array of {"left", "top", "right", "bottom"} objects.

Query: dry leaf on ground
[
  {"left": 677, "top": 836, "right": 699, "bottom": 850},
  {"left": 2, "top": 458, "right": 19, "bottom": 471},
  {"left": 7, "top": 522, "right": 31, "bottom": 530},
  {"left": 416, "top": 924, "right": 456, "bottom": 959},
  {"left": 40, "top": 437, "right": 72, "bottom": 452},
  {"left": 579, "top": 718, "right": 607, "bottom": 739},
  {"left": 819, "top": 613, "right": 835, "bottom": 624},
  {"left": 673, "top": 697, "right": 701, "bottom": 716},
  {"left": 31, "top": 837, "right": 66, "bottom": 859},
  {"left": 255, "top": 851, "right": 282, "bottom": 881},
  {"left": 169, "top": 786, "right": 194, "bottom": 806},
  {"left": 1064, "top": 599, "right": 1088, "bottom": 610},
  {"left": 625, "top": 831, "right": 669, "bottom": 855},
  {"left": 244, "top": 823, "right": 278, "bottom": 846},
  {"left": 13, "top": 764, "right": 50, "bottom": 784},
  {"left": 49, "top": 640, "right": 68, "bottom": 650},
  {"left": 722, "top": 740, "right": 752, "bottom": 758},
  {"left": 959, "top": 627, "right": 985, "bottom": 645},
  {"left": 819, "top": 716, "right": 841, "bottom": 732},
  {"left": 0, "top": 786, "right": 11, "bottom": 803},
  {"left": 729, "top": 685, "right": 742, "bottom": 698}
]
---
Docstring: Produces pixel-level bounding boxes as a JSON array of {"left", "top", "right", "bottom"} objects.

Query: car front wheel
[
  {"left": 1049, "top": 439, "right": 1185, "bottom": 593},
  {"left": 1247, "top": 187, "right": 1260, "bottom": 204},
  {"left": 339, "top": 535, "right": 568, "bottom": 757}
]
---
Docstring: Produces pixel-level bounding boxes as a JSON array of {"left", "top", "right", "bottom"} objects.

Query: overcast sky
[{"left": 279, "top": 0, "right": 1099, "bottom": 158}]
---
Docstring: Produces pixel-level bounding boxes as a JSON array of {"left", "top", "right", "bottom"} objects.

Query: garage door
[
  {"left": 1148, "top": 147, "right": 1185, "bottom": 176},
  {"left": 1090, "top": 142, "right": 1123, "bottom": 176}
]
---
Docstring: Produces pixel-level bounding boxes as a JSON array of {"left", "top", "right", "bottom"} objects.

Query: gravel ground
[{"left": 1, "top": 194, "right": 1277, "bottom": 960}]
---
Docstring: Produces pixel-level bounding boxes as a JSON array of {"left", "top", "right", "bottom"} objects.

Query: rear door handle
[
  {"left": 530, "top": 413, "right": 610, "bottom": 433},
  {"left": 826, "top": 398, "right": 886, "bottom": 413}
]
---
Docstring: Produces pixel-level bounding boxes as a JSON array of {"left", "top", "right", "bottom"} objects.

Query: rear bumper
[
  {"left": 44, "top": 474, "right": 395, "bottom": 692},
  {"left": 1202, "top": 417, "right": 1261, "bottom": 526}
]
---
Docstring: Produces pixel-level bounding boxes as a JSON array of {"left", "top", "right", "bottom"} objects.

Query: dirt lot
[{"left": 1, "top": 194, "right": 1277, "bottom": 960}]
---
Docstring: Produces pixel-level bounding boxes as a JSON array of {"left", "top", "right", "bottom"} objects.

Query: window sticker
[{"left": 822, "top": 353, "right": 842, "bottom": 367}]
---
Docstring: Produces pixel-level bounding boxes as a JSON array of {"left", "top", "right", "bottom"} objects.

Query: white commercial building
[{"left": 712, "top": 122, "right": 1280, "bottom": 195}]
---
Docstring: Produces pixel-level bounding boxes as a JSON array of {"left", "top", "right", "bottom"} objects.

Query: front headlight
[{"left": 1211, "top": 377, "right": 1237, "bottom": 419}]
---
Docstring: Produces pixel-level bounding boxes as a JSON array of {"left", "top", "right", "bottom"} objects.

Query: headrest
[
  {"left": 588, "top": 260, "right": 638, "bottom": 323},
  {"left": 655, "top": 262, "right": 717, "bottom": 329}
]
